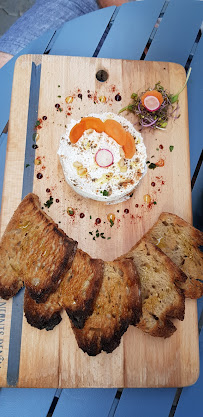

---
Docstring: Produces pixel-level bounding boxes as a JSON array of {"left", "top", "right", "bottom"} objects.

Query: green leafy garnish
[
  {"left": 102, "top": 190, "right": 109, "bottom": 196},
  {"left": 148, "top": 163, "right": 157, "bottom": 170},
  {"left": 35, "top": 120, "right": 40, "bottom": 126},
  {"left": 169, "top": 145, "right": 174, "bottom": 152},
  {"left": 44, "top": 196, "right": 53, "bottom": 208},
  {"left": 170, "top": 67, "right": 191, "bottom": 103},
  {"left": 25, "top": 164, "right": 30, "bottom": 168},
  {"left": 153, "top": 201, "right": 157, "bottom": 205},
  {"left": 110, "top": 219, "right": 114, "bottom": 227}
]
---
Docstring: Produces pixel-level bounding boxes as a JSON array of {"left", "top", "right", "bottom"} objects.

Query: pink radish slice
[
  {"left": 95, "top": 149, "right": 114, "bottom": 167},
  {"left": 144, "top": 95, "right": 161, "bottom": 112}
]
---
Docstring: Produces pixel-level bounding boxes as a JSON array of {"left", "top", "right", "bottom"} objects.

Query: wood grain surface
[{"left": 0, "top": 55, "right": 199, "bottom": 388}]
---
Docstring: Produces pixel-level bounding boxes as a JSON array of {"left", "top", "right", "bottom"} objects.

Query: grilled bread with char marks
[
  {"left": 0, "top": 193, "right": 77, "bottom": 302},
  {"left": 72, "top": 258, "right": 141, "bottom": 356},
  {"left": 24, "top": 249, "right": 104, "bottom": 330},
  {"left": 145, "top": 212, "right": 203, "bottom": 299},
  {"left": 121, "top": 237, "right": 186, "bottom": 338}
]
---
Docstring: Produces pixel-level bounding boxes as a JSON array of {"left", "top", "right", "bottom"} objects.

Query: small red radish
[
  {"left": 143, "top": 95, "right": 161, "bottom": 112},
  {"left": 95, "top": 149, "right": 114, "bottom": 167},
  {"left": 141, "top": 90, "right": 163, "bottom": 112}
]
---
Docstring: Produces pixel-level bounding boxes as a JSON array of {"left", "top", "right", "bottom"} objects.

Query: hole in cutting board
[{"left": 96, "top": 70, "right": 108, "bottom": 82}]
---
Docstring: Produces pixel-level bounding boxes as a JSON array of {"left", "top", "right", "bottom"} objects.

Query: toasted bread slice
[
  {"left": 145, "top": 212, "right": 203, "bottom": 298},
  {"left": 24, "top": 248, "right": 104, "bottom": 330},
  {"left": 0, "top": 193, "right": 77, "bottom": 302},
  {"left": 122, "top": 237, "right": 186, "bottom": 338},
  {"left": 72, "top": 258, "right": 141, "bottom": 356},
  {"left": 24, "top": 288, "right": 62, "bottom": 331},
  {"left": 61, "top": 249, "right": 104, "bottom": 328}
]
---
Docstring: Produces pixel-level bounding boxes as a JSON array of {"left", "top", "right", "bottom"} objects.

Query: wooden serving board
[{"left": 0, "top": 55, "right": 199, "bottom": 388}]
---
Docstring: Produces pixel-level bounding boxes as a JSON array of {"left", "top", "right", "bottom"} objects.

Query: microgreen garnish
[
  {"left": 169, "top": 145, "right": 174, "bottom": 152},
  {"left": 148, "top": 163, "right": 157, "bottom": 170},
  {"left": 170, "top": 67, "right": 191, "bottom": 103},
  {"left": 119, "top": 69, "right": 191, "bottom": 130},
  {"left": 102, "top": 190, "right": 109, "bottom": 196},
  {"left": 44, "top": 196, "right": 53, "bottom": 208},
  {"left": 110, "top": 219, "right": 114, "bottom": 227}
]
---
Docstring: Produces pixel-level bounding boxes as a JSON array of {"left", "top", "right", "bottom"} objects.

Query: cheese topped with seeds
[{"left": 57, "top": 112, "right": 147, "bottom": 204}]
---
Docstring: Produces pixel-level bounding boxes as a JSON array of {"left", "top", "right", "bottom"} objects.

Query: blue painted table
[{"left": 0, "top": 1, "right": 202, "bottom": 416}]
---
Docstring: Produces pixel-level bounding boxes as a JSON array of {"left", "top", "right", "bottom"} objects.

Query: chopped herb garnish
[
  {"left": 110, "top": 219, "right": 114, "bottom": 227},
  {"left": 90, "top": 215, "right": 92, "bottom": 219},
  {"left": 44, "top": 196, "right": 53, "bottom": 208},
  {"left": 153, "top": 201, "right": 157, "bottom": 205},
  {"left": 102, "top": 190, "right": 109, "bottom": 196},
  {"left": 35, "top": 120, "right": 40, "bottom": 126},
  {"left": 101, "top": 235, "right": 106, "bottom": 239},
  {"left": 169, "top": 145, "right": 174, "bottom": 152},
  {"left": 156, "top": 148, "right": 159, "bottom": 151},
  {"left": 25, "top": 164, "right": 30, "bottom": 168},
  {"left": 148, "top": 163, "right": 157, "bottom": 170},
  {"left": 107, "top": 237, "right": 111, "bottom": 240},
  {"left": 146, "top": 161, "right": 150, "bottom": 164},
  {"left": 93, "top": 237, "right": 96, "bottom": 241},
  {"left": 59, "top": 107, "right": 63, "bottom": 112},
  {"left": 58, "top": 85, "right": 60, "bottom": 87},
  {"left": 58, "top": 95, "right": 61, "bottom": 98},
  {"left": 96, "top": 232, "right": 99, "bottom": 238},
  {"left": 89, "top": 231, "right": 93, "bottom": 235}
]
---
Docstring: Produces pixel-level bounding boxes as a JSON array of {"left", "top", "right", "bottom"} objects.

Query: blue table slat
[
  {"left": 197, "top": 296, "right": 203, "bottom": 323},
  {"left": 187, "top": 34, "right": 203, "bottom": 176},
  {"left": 192, "top": 163, "right": 203, "bottom": 232},
  {"left": 52, "top": 388, "right": 117, "bottom": 417},
  {"left": 98, "top": 0, "right": 165, "bottom": 60},
  {"left": 174, "top": 328, "right": 203, "bottom": 417},
  {"left": 0, "top": 29, "right": 55, "bottom": 136},
  {"left": 146, "top": 0, "right": 203, "bottom": 66},
  {"left": 0, "top": 133, "right": 7, "bottom": 211},
  {"left": 49, "top": 7, "right": 116, "bottom": 57},
  {"left": 0, "top": 388, "right": 56, "bottom": 417},
  {"left": 114, "top": 387, "right": 176, "bottom": 417}
]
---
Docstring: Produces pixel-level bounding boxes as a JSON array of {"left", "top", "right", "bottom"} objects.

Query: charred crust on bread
[{"left": 25, "top": 309, "right": 62, "bottom": 331}]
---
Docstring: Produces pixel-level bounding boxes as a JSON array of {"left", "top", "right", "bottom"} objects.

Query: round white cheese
[{"left": 57, "top": 112, "right": 147, "bottom": 204}]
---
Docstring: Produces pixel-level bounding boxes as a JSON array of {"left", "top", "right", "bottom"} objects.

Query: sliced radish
[
  {"left": 143, "top": 95, "right": 161, "bottom": 112},
  {"left": 95, "top": 149, "right": 114, "bottom": 167}
]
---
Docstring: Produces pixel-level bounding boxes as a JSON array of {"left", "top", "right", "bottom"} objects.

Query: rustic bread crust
[
  {"left": 62, "top": 249, "right": 104, "bottom": 328},
  {"left": 24, "top": 288, "right": 62, "bottom": 331},
  {"left": 72, "top": 258, "right": 142, "bottom": 356},
  {"left": 24, "top": 248, "right": 104, "bottom": 331},
  {"left": 145, "top": 212, "right": 203, "bottom": 299},
  {"left": 120, "top": 237, "right": 185, "bottom": 338},
  {"left": 0, "top": 193, "right": 78, "bottom": 302}
]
